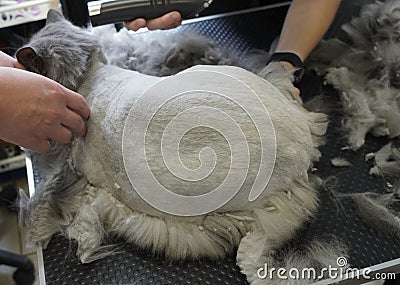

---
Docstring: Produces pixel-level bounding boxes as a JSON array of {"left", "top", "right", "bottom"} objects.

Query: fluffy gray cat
[{"left": 18, "top": 10, "right": 330, "bottom": 284}]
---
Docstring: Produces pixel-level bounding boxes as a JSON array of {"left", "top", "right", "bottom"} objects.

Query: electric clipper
[{"left": 89, "top": 0, "right": 214, "bottom": 26}]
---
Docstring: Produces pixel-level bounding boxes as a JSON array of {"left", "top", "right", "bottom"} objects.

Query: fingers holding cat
[
  {"left": 0, "top": 68, "right": 90, "bottom": 153},
  {"left": 50, "top": 87, "right": 90, "bottom": 141},
  {"left": 124, "top": 11, "right": 182, "bottom": 31},
  {"left": 64, "top": 88, "right": 90, "bottom": 134},
  {"left": 0, "top": 51, "right": 26, "bottom": 70}
]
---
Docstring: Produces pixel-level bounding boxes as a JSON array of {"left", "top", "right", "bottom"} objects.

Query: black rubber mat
[
  {"left": 44, "top": 236, "right": 247, "bottom": 285},
  {"left": 39, "top": 5, "right": 400, "bottom": 284}
]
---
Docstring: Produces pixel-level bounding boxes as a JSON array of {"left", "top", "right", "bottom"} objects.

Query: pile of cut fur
[
  {"left": 92, "top": 26, "right": 243, "bottom": 76},
  {"left": 310, "top": 0, "right": 400, "bottom": 150},
  {"left": 92, "top": 25, "right": 273, "bottom": 79},
  {"left": 309, "top": 0, "right": 400, "bottom": 266}
]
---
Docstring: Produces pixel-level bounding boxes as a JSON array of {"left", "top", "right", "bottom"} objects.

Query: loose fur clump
[
  {"left": 93, "top": 25, "right": 281, "bottom": 79},
  {"left": 331, "top": 157, "right": 352, "bottom": 168},
  {"left": 92, "top": 25, "right": 306, "bottom": 101},
  {"left": 18, "top": 10, "right": 329, "bottom": 285},
  {"left": 309, "top": 0, "right": 400, "bottom": 150},
  {"left": 350, "top": 191, "right": 400, "bottom": 240},
  {"left": 280, "top": 239, "right": 349, "bottom": 283},
  {"left": 92, "top": 25, "right": 243, "bottom": 77},
  {"left": 369, "top": 142, "right": 400, "bottom": 177},
  {"left": 240, "top": 237, "right": 348, "bottom": 285},
  {"left": 330, "top": 182, "right": 400, "bottom": 243}
]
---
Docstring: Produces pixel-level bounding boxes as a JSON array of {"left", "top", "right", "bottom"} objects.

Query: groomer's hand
[
  {"left": 0, "top": 67, "right": 90, "bottom": 153},
  {"left": 278, "top": 61, "right": 300, "bottom": 96},
  {"left": 0, "top": 50, "right": 25, "bottom": 69},
  {"left": 124, "top": 11, "right": 182, "bottom": 31}
]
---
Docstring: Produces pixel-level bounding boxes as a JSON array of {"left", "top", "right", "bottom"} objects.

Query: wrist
[
  {"left": 267, "top": 52, "right": 304, "bottom": 84},
  {"left": 268, "top": 52, "right": 303, "bottom": 68}
]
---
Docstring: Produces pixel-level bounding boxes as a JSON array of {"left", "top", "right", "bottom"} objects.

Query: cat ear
[
  {"left": 16, "top": 47, "right": 43, "bottom": 72},
  {"left": 46, "top": 9, "right": 65, "bottom": 25}
]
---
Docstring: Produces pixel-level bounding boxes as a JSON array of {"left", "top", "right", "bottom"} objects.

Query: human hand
[
  {"left": 124, "top": 11, "right": 182, "bottom": 31},
  {"left": 258, "top": 62, "right": 301, "bottom": 102},
  {"left": 0, "top": 67, "right": 90, "bottom": 153},
  {"left": 278, "top": 61, "right": 300, "bottom": 96},
  {"left": 0, "top": 51, "right": 26, "bottom": 69}
]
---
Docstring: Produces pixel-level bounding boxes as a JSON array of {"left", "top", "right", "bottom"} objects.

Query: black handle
[
  {"left": 88, "top": 0, "right": 213, "bottom": 26},
  {"left": 60, "top": 0, "right": 91, "bottom": 27}
]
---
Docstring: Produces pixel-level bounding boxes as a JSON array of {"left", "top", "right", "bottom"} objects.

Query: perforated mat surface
[{"left": 39, "top": 5, "right": 400, "bottom": 285}]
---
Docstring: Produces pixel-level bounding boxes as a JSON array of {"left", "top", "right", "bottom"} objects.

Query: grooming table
[{"left": 27, "top": 3, "right": 400, "bottom": 284}]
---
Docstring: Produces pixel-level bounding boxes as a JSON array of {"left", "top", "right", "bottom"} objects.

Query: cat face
[{"left": 16, "top": 10, "right": 101, "bottom": 90}]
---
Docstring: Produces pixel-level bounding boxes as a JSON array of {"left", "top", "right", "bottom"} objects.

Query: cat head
[{"left": 16, "top": 10, "right": 103, "bottom": 90}]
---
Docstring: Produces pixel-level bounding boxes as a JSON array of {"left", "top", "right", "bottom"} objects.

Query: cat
[{"left": 18, "top": 9, "right": 328, "bottom": 284}]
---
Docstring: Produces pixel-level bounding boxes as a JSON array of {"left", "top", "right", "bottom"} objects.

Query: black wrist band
[
  {"left": 267, "top": 52, "right": 305, "bottom": 85},
  {"left": 268, "top": 52, "right": 303, "bottom": 68}
]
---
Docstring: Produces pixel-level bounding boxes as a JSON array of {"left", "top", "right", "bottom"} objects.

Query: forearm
[{"left": 275, "top": 0, "right": 341, "bottom": 61}]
